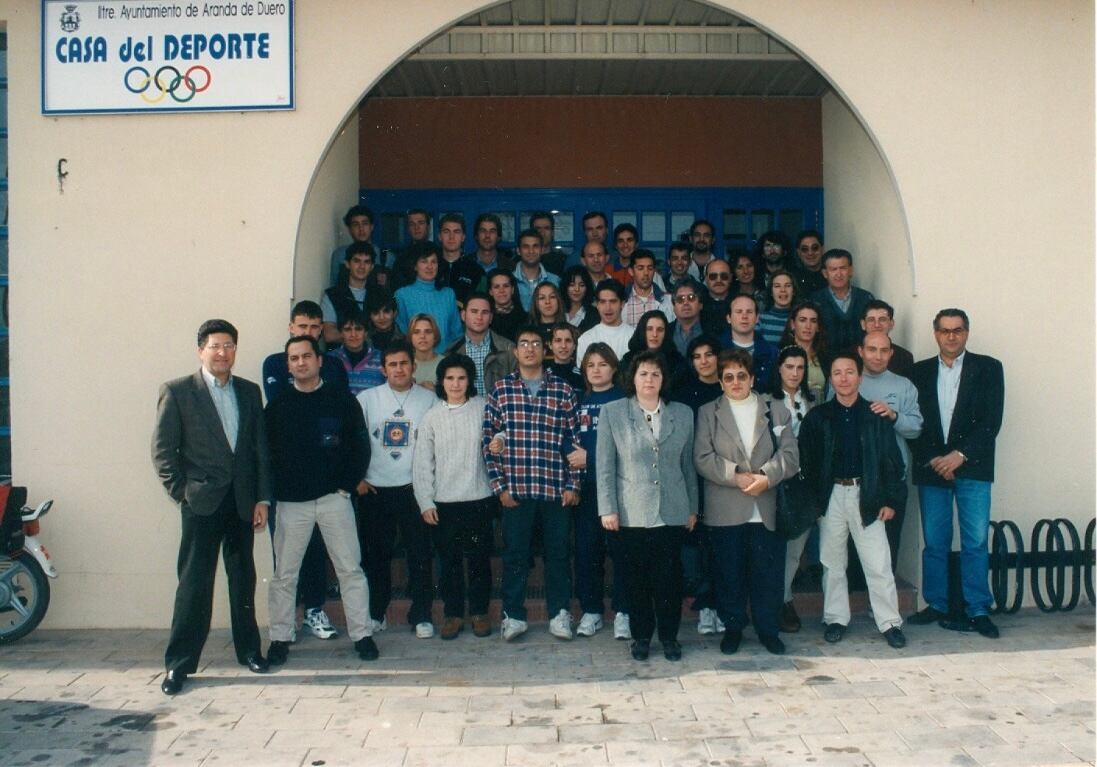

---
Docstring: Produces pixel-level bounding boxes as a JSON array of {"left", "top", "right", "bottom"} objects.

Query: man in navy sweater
[
  {"left": 264, "top": 336, "right": 378, "bottom": 664},
  {"left": 811, "top": 249, "right": 875, "bottom": 352}
]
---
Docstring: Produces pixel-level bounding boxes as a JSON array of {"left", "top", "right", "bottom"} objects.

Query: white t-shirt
[{"left": 576, "top": 321, "right": 635, "bottom": 365}]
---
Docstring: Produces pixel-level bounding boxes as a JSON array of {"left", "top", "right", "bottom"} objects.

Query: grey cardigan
[
  {"left": 693, "top": 395, "right": 799, "bottom": 529},
  {"left": 595, "top": 398, "right": 699, "bottom": 528}
]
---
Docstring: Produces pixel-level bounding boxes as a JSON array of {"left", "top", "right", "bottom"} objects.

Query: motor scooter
[{"left": 0, "top": 484, "right": 56, "bottom": 644}]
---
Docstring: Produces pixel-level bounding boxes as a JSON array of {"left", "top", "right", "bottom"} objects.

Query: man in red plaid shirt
[{"left": 483, "top": 326, "right": 582, "bottom": 642}]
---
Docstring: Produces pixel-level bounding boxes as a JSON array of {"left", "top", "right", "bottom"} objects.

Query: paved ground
[{"left": 0, "top": 608, "right": 1092, "bottom": 767}]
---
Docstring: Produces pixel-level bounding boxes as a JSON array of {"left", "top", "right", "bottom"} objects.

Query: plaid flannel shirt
[{"left": 482, "top": 370, "right": 582, "bottom": 501}]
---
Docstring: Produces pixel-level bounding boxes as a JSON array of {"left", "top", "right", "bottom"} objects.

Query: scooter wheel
[{"left": 0, "top": 553, "right": 51, "bottom": 644}]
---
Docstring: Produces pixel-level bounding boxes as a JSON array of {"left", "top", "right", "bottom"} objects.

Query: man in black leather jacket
[{"left": 798, "top": 351, "right": 908, "bottom": 649}]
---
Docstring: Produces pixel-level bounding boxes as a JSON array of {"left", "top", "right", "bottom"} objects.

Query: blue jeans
[
  {"left": 501, "top": 499, "right": 572, "bottom": 620},
  {"left": 918, "top": 480, "right": 992, "bottom": 617}
]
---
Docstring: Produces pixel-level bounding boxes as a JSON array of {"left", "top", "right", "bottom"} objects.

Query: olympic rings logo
[{"left": 123, "top": 65, "right": 212, "bottom": 104}]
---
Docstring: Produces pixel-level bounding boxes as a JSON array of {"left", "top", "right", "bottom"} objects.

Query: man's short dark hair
[
  {"left": 339, "top": 309, "right": 368, "bottom": 330},
  {"left": 933, "top": 308, "right": 970, "bottom": 331},
  {"left": 823, "top": 248, "right": 853, "bottom": 267},
  {"left": 862, "top": 299, "right": 895, "bottom": 320},
  {"left": 550, "top": 321, "right": 578, "bottom": 343},
  {"left": 382, "top": 340, "right": 415, "bottom": 366},
  {"left": 623, "top": 350, "right": 670, "bottom": 397},
  {"left": 613, "top": 222, "right": 638, "bottom": 240},
  {"left": 291, "top": 300, "right": 323, "bottom": 321},
  {"left": 515, "top": 325, "right": 544, "bottom": 343},
  {"left": 439, "top": 212, "right": 465, "bottom": 230},
  {"left": 828, "top": 350, "right": 864, "bottom": 376},
  {"left": 594, "top": 279, "right": 626, "bottom": 302},
  {"left": 796, "top": 229, "right": 823, "bottom": 248},
  {"left": 486, "top": 268, "right": 519, "bottom": 295},
  {"left": 690, "top": 219, "right": 715, "bottom": 236},
  {"left": 366, "top": 289, "right": 396, "bottom": 314},
  {"left": 464, "top": 291, "right": 495, "bottom": 314},
  {"left": 729, "top": 293, "right": 758, "bottom": 313},
  {"left": 529, "top": 210, "right": 554, "bottom": 227},
  {"left": 407, "top": 240, "right": 442, "bottom": 264},
  {"left": 284, "top": 335, "right": 320, "bottom": 356},
  {"left": 582, "top": 211, "right": 608, "bottom": 227},
  {"left": 669, "top": 242, "right": 690, "bottom": 256},
  {"left": 474, "top": 212, "right": 502, "bottom": 233},
  {"left": 343, "top": 205, "right": 374, "bottom": 227},
  {"left": 435, "top": 353, "right": 478, "bottom": 400},
  {"left": 197, "top": 319, "right": 238, "bottom": 347},
  {"left": 630, "top": 249, "right": 657, "bottom": 268},
  {"left": 517, "top": 228, "right": 543, "bottom": 246},
  {"left": 407, "top": 208, "right": 430, "bottom": 222},
  {"left": 345, "top": 241, "right": 375, "bottom": 262}
]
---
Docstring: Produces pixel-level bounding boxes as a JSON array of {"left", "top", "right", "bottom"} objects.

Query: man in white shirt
[{"left": 577, "top": 280, "right": 634, "bottom": 363}]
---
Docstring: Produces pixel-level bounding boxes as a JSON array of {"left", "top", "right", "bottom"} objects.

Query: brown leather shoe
[
  {"left": 470, "top": 614, "right": 491, "bottom": 637},
  {"left": 440, "top": 617, "right": 464, "bottom": 640},
  {"left": 780, "top": 600, "right": 801, "bottom": 633}
]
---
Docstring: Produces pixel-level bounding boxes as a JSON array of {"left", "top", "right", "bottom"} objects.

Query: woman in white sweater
[{"left": 412, "top": 354, "right": 496, "bottom": 641}]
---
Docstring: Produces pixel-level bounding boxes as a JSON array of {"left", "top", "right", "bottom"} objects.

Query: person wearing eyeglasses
[
  {"left": 908, "top": 309, "right": 1004, "bottom": 639},
  {"left": 699, "top": 259, "right": 734, "bottom": 337},
  {"left": 482, "top": 327, "right": 582, "bottom": 642},
  {"left": 694, "top": 348, "right": 799, "bottom": 656},
  {"left": 768, "top": 345, "right": 817, "bottom": 633},
  {"left": 668, "top": 279, "right": 705, "bottom": 357},
  {"left": 792, "top": 229, "right": 827, "bottom": 295}
]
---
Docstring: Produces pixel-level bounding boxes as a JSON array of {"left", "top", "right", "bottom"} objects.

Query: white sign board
[{"left": 42, "top": 0, "right": 294, "bottom": 114}]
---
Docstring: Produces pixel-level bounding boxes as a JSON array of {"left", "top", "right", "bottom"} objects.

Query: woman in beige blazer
[{"left": 694, "top": 348, "right": 798, "bottom": 656}]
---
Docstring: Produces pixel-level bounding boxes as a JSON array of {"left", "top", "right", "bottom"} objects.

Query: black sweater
[{"left": 264, "top": 383, "right": 369, "bottom": 502}]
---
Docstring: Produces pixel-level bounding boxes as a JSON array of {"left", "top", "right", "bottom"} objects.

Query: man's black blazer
[
  {"left": 152, "top": 370, "right": 272, "bottom": 520},
  {"left": 909, "top": 352, "right": 1004, "bottom": 487}
]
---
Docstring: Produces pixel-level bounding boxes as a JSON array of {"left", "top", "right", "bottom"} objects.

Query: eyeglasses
[
  {"left": 204, "top": 343, "right": 237, "bottom": 352},
  {"left": 935, "top": 327, "right": 967, "bottom": 337},
  {"left": 673, "top": 293, "right": 699, "bottom": 303},
  {"left": 707, "top": 273, "right": 730, "bottom": 282},
  {"left": 517, "top": 339, "right": 543, "bottom": 348},
  {"left": 721, "top": 371, "right": 751, "bottom": 382}
]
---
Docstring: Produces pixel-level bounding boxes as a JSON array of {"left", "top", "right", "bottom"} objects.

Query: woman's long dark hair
[
  {"left": 778, "top": 300, "right": 828, "bottom": 362},
  {"left": 770, "top": 344, "right": 816, "bottom": 402}
]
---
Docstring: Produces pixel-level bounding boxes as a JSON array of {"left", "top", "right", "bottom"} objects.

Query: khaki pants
[
  {"left": 819, "top": 484, "right": 901, "bottom": 632},
  {"left": 269, "top": 492, "right": 372, "bottom": 642}
]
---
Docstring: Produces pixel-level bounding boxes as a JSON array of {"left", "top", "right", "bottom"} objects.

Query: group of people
[{"left": 150, "top": 205, "right": 1005, "bottom": 694}]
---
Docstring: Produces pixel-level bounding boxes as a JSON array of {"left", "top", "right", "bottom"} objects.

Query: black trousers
[
  {"left": 708, "top": 522, "right": 785, "bottom": 640},
  {"left": 357, "top": 484, "right": 434, "bottom": 625},
  {"left": 165, "top": 488, "right": 261, "bottom": 673},
  {"left": 617, "top": 526, "right": 684, "bottom": 643},
  {"left": 433, "top": 498, "right": 495, "bottom": 618}
]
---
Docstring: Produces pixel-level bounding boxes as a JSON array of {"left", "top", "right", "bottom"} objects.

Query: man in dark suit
[
  {"left": 152, "top": 319, "right": 272, "bottom": 695},
  {"left": 908, "top": 308, "right": 1004, "bottom": 638}
]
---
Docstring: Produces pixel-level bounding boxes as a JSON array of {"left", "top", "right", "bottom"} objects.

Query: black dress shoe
[
  {"left": 243, "top": 653, "right": 270, "bottom": 674},
  {"left": 267, "top": 640, "right": 290, "bottom": 666},
  {"left": 823, "top": 623, "right": 846, "bottom": 643},
  {"left": 662, "top": 640, "right": 682, "bottom": 661},
  {"left": 355, "top": 636, "right": 380, "bottom": 661},
  {"left": 971, "top": 615, "right": 1000, "bottom": 639},
  {"left": 760, "top": 635, "right": 786, "bottom": 655},
  {"left": 780, "top": 601, "right": 801, "bottom": 633},
  {"left": 883, "top": 627, "right": 907, "bottom": 648},
  {"left": 907, "top": 606, "right": 946, "bottom": 625},
  {"left": 161, "top": 670, "right": 186, "bottom": 696},
  {"left": 719, "top": 628, "right": 742, "bottom": 655},
  {"left": 630, "top": 639, "right": 650, "bottom": 661}
]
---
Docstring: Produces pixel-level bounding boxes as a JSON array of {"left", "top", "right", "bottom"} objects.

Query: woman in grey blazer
[
  {"left": 597, "top": 350, "right": 699, "bottom": 662},
  {"left": 694, "top": 348, "right": 799, "bottom": 656}
]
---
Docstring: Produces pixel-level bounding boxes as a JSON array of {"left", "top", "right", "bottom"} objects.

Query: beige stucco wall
[{"left": 3, "top": 0, "right": 1092, "bottom": 627}]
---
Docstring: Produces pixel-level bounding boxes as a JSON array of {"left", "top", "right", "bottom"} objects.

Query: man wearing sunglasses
[
  {"left": 668, "top": 279, "right": 705, "bottom": 357},
  {"left": 699, "top": 259, "right": 734, "bottom": 337}
]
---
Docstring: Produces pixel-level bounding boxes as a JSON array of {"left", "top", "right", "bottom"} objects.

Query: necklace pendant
[{"left": 394, "top": 408, "right": 404, "bottom": 417}]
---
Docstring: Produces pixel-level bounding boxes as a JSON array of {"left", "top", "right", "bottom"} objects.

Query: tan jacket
[{"left": 693, "top": 396, "right": 799, "bottom": 529}]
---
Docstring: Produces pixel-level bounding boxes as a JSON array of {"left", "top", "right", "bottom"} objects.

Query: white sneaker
[
  {"left": 549, "top": 609, "right": 574, "bottom": 640},
  {"left": 415, "top": 621, "right": 434, "bottom": 639},
  {"left": 304, "top": 608, "right": 338, "bottom": 640},
  {"left": 501, "top": 613, "right": 528, "bottom": 641},
  {"left": 714, "top": 614, "right": 726, "bottom": 633},
  {"left": 368, "top": 617, "right": 388, "bottom": 633},
  {"left": 697, "top": 607, "right": 718, "bottom": 635},
  {"left": 576, "top": 612, "right": 603, "bottom": 637},
  {"left": 613, "top": 612, "right": 631, "bottom": 640}
]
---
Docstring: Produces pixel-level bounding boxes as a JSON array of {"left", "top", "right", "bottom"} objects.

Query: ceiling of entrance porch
[{"left": 369, "top": 0, "right": 830, "bottom": 98}]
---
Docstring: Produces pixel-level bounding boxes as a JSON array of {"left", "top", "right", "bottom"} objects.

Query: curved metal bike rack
[{"left": 984, "top": 517, "right": 1096, "bottom": 614}]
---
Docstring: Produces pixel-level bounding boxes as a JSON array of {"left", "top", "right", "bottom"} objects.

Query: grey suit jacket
[
  {"left": 694, "top": 395, "right": 799, "bottom": 530},
  {"left": 151, "top": 370, "right": 271, "bottom": 520},
  {"left": 595, "top": 398, "right": 699, "bottom": 528}
]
